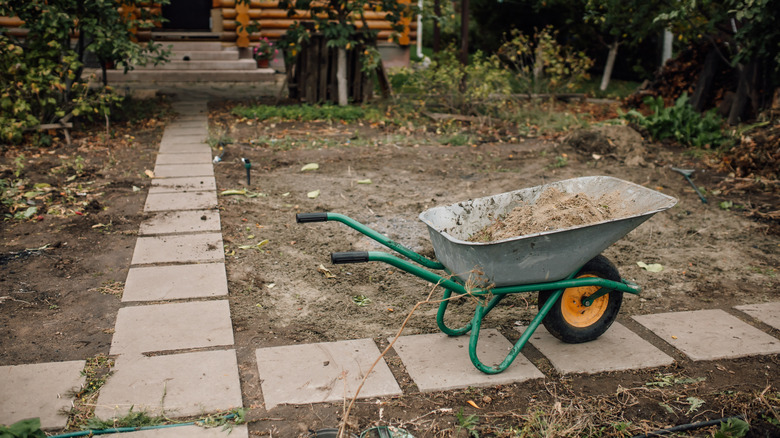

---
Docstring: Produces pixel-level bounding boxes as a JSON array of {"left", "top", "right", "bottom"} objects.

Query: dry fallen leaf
[
  {"left": 317, "top": 264, "right": 336, "bottom": 279},
  {"left": 144, "top": 169, "right": 154, "bottom": 178}
]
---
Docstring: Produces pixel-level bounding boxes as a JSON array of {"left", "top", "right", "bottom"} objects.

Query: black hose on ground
[{"left": 630, "top": 415, "right": 745, "bottom": 438}]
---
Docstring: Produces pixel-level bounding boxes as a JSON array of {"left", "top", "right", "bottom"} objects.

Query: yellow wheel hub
[{"left": 561, "top": 274, "right": 609, "bottom": 328}]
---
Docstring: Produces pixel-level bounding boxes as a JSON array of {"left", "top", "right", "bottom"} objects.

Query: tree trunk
[
  {"left": 459, "top": 0, "right": 469, "bottom": 65},
  {"left": 599, "top": 38, "right": 619, "bottom": 92},
  {"left": 728, "top": 61, "right": 757, "bottom": 125},
  {"left": 662, "top": 29, "right": 673, "bottom": 65},
  {"left": 433, "top": 0, "right": 441, "bottom": 53},
  {"left": 691, "top": 49, "right": 721, "bottom": 112},
  {"left": 337, "top": 47, "right": 347, "bottom": 106}
]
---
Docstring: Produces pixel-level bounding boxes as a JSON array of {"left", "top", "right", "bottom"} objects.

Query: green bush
[
  {"left": 392, "top": 48, "right": 511, "bottom": 116},
  {"left": 497, "top": 26, "right": 594, "bottom": 96},
  {"left": 620, "top": 93, "right": 729, "bottom": 148}
]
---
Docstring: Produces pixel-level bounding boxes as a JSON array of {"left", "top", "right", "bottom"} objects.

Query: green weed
[
  {"left": 714, "top": 418, "right": 749, "bottom": 438},
  {"left": 455, "top": 408, "right": 480, "bottom": 437},
  {"left": 620, "top": 93, "right": 729, "bottom": 148}
]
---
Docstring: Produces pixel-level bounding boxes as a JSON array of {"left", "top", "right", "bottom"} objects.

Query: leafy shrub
[
  {"left": 0, "top": 0, "right": 169, "bottom": 145},
  {"left": 393, "top": 48, "right": 511, "bottom": 116},
  {"left": 620, "top": 93, "right": 729, "bottom": 148},
  {"left": 497, "top": 26, "right": 594, "bottom": 95}
]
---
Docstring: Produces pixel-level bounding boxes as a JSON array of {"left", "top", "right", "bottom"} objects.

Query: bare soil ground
[{"left": 1, "top": 99, "right": 778, "bottom": 437}]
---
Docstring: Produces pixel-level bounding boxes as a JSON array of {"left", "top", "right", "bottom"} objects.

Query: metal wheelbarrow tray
[{"left": 297, "top": 176, "right": 677, "bottom": 374}]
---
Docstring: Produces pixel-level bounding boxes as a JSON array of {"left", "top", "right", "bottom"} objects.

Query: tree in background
[
  {"left": 583, "top": 0, "right": 664, "bottom": 91},
  {"left": 655, "top": 0, "right": 779, "bottom": 123},
  {"left": 0, "top": 0, "right": 169, "bottom": 144}
]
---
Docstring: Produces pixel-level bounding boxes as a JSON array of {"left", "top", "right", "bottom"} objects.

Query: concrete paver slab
[
  {"left": 161, "top": 134, "right": 209, "bottom": 144},
  {"left": 162, "top": 126, "right": 208, "bottom": 136},
  {"left": 103, "top": 425, "right": 248, "bottom": 438},
  {"left": 110, "top": 300, "right": 234, "bottom": 355},
  {"left": 256, "top": 338, "right": 401, "bottom": 410},
  {"left": 166, "top": 120, "right": 206, "bottom": 128},
  {"left": 525, "top": 323, "right": 674, "bottom": 374},
  {"left": 158, "top": 142, "right": 210, "bottom": 154},
  {"left": 144, "top": 191, "right": 217, "bottom": 212},
  {"left": 391, "top": 330, "right": 544, "bottom": 392},
  {"left": 150, "top": 176, "right": 216, "bottom": 194},
  {"left": 156, "top": 152, "right": 213, "bottom": 165},
  {"left": 131, "top": 233, "right": 224, "bottom": 265},
  {"left": 634, "top": 309, "right": 780, "bottom": 360},
  {"left": 123, "top": 263, "right": 228, "bottom": 302},
  {"left": 0, "top": 360, "right": 86, "bottom": 429},
  {"left": 95, "top": 350, "right": 242, "bottom": 420},
  {"left": 153, "top": 164, "right": 214, "bottom": 179},
  {"left": 139, "top": 209, "right": 221, "bottom": 235},
  {"left": 735, "top": 302, "right": 780, "bottom": 331}
]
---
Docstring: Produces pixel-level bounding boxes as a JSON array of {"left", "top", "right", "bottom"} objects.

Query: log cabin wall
[
  {"left": 1, "top": 1, "right": 416, "bottom": 51},
  {"left": 213, "top": 0, "right": 416, "bottom": 47}
]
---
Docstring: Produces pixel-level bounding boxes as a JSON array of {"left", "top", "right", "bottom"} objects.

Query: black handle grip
[
  {"left": 331, "top": 252, "right": 370, "bottom": 264},
  {"left": 296, "top": 213, "right": 328, "bottom": 223}
]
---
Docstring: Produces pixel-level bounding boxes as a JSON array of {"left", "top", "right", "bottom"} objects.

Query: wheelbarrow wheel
[{"left": 538, "top": 254, "right": 623, "bottom": 344}]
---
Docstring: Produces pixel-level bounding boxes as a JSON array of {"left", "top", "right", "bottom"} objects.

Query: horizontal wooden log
[
  {"left": 0, "top": 16, "right": 24, "bottom": 27},
  {"left": 221, "top": 7, "right": 389, "bottom": 20},
  {"left": 223, "top": 18, "right": 408, "bottom": 31},
  {"left": 37, "top": 123, "right": 74, "bottom": 130}
]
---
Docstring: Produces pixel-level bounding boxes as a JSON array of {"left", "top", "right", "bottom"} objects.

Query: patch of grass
[
  {"left": 439, "top": 133, "right": 471, "bottom": 146},
  {"left": 232, "top": 104, "right": 382, "bottom": 122},
  {"left": 85, "top": 407, "right": 166, "bottom": 430},
  {"left": 507, "top": 101, "right": 588, "bottom": 137},
  {"left": 545, "top": 154, "right": 569, "bottom": 170},
  {"left": 66, "top": 354, "right": 115, "bottom": 430}
]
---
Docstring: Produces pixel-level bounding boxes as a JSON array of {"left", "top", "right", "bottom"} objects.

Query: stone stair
[{"left": 103, "top": 40, "right": 277, "bottom": 84}]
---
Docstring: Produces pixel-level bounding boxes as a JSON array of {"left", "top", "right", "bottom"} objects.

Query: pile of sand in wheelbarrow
[{"left": 469, "top": 187, "right": 623, "bottom": 242}]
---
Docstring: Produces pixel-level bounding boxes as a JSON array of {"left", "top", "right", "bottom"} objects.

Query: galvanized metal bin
[{"left": 418, "top": 176, "right": 677, "bottom": 287}]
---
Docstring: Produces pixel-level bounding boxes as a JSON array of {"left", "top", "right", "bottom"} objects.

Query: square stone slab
[
  {"left": 139, "top": 210, "right": 221, "bottom": 235},
  {"left": 524, "top": 323, "right": 674, "bottom": 374},
  {"left": 256, "top": 338, "right": 402, "bottom": 410},
  {"left": 123, "top": 263, "right": 228, "bottom": 302},
  {"left": 144, "top": 191, "right": 217, "bottom": 212},
  {"left": 634, "top": 309, "right": 780, "bottom": 360},
  {"left": 161, "top": 134, "right": 208, "bottom": 144},
  {"left": 150, "top": 177, "right": 216, "bottom": 194},
  {"left": 95, "top": 350, "right": 242, "bottom": 420},
  {"left": 110, "top": 300, "right": 234, "bottom": 355},
  {"left": 156, "top": 152, "right": 213, "bottom": 166},
  {"left": 131, "top": 233, "right": 224, "bottom": 265},
  {"left": 103, "top": 425, "right": 248, "bottom": 438},
  {"left": 0, "top": 360, "right": 85, "bottom": 429},
  {"left": 162, "top": 126, "right": 208, "bottom": 136},
  {"left": 735, "top": 302, "right": 780, "bottom": 331},
  {"left": 391, "top": 330, "right": 544, "bottom": 392},
  {"left": 153, "top": 164, "right": 214, "bottom": 179},
  {"left": 158, "top": 143, "right": 211, "bottom": 155}
]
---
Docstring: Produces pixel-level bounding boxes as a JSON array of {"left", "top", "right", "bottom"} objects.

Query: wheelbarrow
[{"left": 296, "top": 176, "right": 677, "bottom": 374}]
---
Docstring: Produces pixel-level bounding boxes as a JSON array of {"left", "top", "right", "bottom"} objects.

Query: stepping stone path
[{"left": 2, "top": 97, "right": 779, "bottom": 437}]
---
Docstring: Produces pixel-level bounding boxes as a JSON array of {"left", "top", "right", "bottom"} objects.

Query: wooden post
[
  {"left": 398, "top": 0, "right": 412, "bottom": 46},
  {"left": 235, "top": 1, "right": 250, "bottom": 48}
]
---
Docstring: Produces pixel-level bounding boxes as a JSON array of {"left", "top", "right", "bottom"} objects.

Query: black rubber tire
[{"left": 537, "top": 254, "right": 623, "bottom": 343}]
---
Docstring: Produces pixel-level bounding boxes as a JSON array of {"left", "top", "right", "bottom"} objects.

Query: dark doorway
[{"left": 162, "top": 0, "right": 211, "bottom": 30}]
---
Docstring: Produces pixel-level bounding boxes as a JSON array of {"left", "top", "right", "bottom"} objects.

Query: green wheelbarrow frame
[{"left": 297, "top": 212, "right": 641, "bottom": 374}]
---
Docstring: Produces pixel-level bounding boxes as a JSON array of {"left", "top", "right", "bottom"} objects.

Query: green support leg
[{"left": 468, "top": 288, "right": 563, "bottom": 374}]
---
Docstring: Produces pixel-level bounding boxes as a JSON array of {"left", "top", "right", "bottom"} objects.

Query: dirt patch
[
  {"left": 469, "top": 187, "right": 621, "bottom": 241},
  {"left": 0, "top": 108, "right": 169, "bottom": 366}
]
